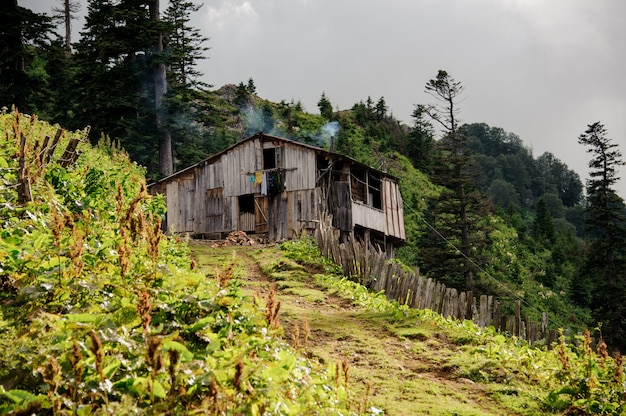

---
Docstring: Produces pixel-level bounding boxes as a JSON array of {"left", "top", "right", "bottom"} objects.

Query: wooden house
[{"left": 148, "top": 133, "right": 406, "bottom": 252}]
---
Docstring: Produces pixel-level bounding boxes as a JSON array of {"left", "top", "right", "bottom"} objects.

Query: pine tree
[
  {"left": 317, "top": 92, "right": 333, "bottom": 120},
  {"left": 418, "top": 70, "right": 490, "bottom": 290},
  {"left": 150, "top": 0, "right": 173, "bottom": 177},
  {"left": 0, "top": 0, "right": 56, "bottom": 116},
  {"left": 533, "top": 197, "right": 556, "bottom": 244},
  {"left": 159, "top": 0, "right": 214, "bottom": 171},
  {"left": 71, "top": 0, "right": 211, "bottom": 177},
  {"left": 164, "top": 0, "right": 209, "bottom": 92},
  {"left": 246, "top": 78, "right": 256, "bottom": 94},
  {"left": 374, "top": 96, "right": 387, "bottom": 120},
  {"left": 406, "top": 105, "right": 434, "bottom": 173},
  {"left": 577, "top": 121, "right": 626, "bottom": 349},
  {"left": 52, "top": 0, "right": 80, "bottom": 55},
  {"left": 71, "top": 0, "right": 157, "bottom": 157},
  {"left": 235, "top": 82, "right": 250, "bottom": 106}
]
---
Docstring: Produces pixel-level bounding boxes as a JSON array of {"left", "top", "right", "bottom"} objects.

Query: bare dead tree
[
  {"left": 149, "top": 0, "right": 173, "bottom": 176},
  {"left": 52, "top": 0, "right": 80, "bottom": 55}
]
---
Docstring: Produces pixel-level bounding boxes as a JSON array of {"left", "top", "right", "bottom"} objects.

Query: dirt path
[{"left": 193, "top": 244, "right": 519, "bottom": 415}]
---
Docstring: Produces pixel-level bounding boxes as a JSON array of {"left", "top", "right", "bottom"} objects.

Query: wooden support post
[
  {"left": 17, "top": 133, "right": 32, "bottom": 204},
  {"left": 45, "top": 128, "right": 63, "bottom": 164},
  {"left": 515, "top": 300, "right": 522, "bottom": 337},
  {"left": 541, "top": 312, "right": 548, "bottom": 340}
]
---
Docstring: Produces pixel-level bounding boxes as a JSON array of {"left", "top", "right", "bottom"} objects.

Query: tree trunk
[
  {"left": 63, "top": 0, "right": 72, "bottom": 55},
  {"left": 150, "top": 0, "right": 173, "bottom": 177},
  {"left": 2, "top": 0, "right": 24, "bottom": 72}
]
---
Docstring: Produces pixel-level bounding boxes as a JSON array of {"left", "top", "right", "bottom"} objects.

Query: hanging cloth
[
  {"left": 260, "top": 172, "right": 268, "bottom": 195},
  {"left": 254, "top": 171, "right": 263, "bottom": 186}
]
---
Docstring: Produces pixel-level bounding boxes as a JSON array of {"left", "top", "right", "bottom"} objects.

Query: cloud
[{"left": 204, "top": 0, "right": 258, "bottom": 31}]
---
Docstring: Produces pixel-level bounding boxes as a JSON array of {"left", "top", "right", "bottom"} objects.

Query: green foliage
[
  {"left": 0, "top": 112, "right": 354, "bottom": 415},
  {"left": 577, "top": 121, "right": 626, "bottom": 350},
  {"left": 547, "top": 330, "right": 626, "bottom": 415},
  {"left": 0, "top": 107, "right": 621, "bottom": 416},
  {"left": 280, "top": 236, "right": 343, "bottom": 275},
  {"left": 0, "top": 2, "right": 59, "bottom": 118},
  {"left": 275, "top": 239, "right": 626, "bottom": 415},
  {"left": 480, "top": 215, "right": 589, "bottom": 328},
  {"left": 317, "top": 92, "right": 333, "bottom": 120}
]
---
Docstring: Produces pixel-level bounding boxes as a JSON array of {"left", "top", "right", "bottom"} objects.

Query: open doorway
[{"left": 238, "top": 194, "right": 255, "bottom": 232}]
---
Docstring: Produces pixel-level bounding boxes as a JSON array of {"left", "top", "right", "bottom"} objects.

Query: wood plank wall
[
  {"left": 152, "top": 136, "right": 406, "bottom": 245},
  {"left": 222, "top": 140, "right": 258, "bottom": 197},
  {"left": 282, "top": 142, "right": 316, "bottom": 190},
  {"left": 352, "top": 202, "right": 386, "bottom": 233},
  {"left": 382, "top": 179, "right": 406, "bottom": 240}
]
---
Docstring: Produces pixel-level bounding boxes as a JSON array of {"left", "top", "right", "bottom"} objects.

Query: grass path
[{"left": 190, "top": 242, "right": 531, "bottom": 415}]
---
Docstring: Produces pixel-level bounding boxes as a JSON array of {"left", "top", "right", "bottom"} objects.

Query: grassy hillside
[
  {"left": 1, "top": 111, "right": 623, "bottom": 415},
  {"left": 0, "top": 110, "right": 351, "bottom": 414},
  {"left": 202, "top": 89, "right": 591, "bottom": 332},
  {"left": 192, "top": 238, "right": 626, "bottom": 415}
]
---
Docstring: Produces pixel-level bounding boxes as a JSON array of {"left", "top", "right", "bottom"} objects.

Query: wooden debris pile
[{"left": 211, "top": 231, "right": 259, "bottom": 247}]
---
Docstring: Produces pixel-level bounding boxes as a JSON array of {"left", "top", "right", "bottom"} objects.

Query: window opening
[
  {"left": 238, "top": 194, "right": 255, "bottom": 213},
  {"left": 263, "top": 148, "right": 276, "bottom": 169},
  {"left": 350, "top": 166, "right": 367, "bottom": 204},
  {"left": 368, "top": 172, "right": 382, "bottom": 209}
]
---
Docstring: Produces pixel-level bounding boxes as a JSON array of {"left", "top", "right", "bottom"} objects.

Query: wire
[{"left": 403, "top": 199, "right": 570, "bottom": 330}]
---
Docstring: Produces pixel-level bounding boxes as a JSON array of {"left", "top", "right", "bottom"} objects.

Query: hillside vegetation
[
  {"left": 0, "top": 111, "right": 351, "bottom": 414},
  {"left": 1, "top": 112, "right": 626, "bottom": 415},
  {"left": 215, "top": 88, "right": 593, "bottom": 335},
  {"left": 6, "top": 0, "right": 626, "bottom": 350}
]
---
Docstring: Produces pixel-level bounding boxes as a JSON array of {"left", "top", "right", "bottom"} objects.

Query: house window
[
  {"left": 368, "top": 172, "right": 382, "bottom": 209},
  {"left": 350, "top": 166, "right": 367, "bottom": 204},
  {"left": 238, "top": 194, "right": 255, "bottom": 213},
  {"left": 263, "top": 148, "right": 276, "bottom": 169},
  {"left": 350, "top": 167, "right": 382, "bottom": 209}
]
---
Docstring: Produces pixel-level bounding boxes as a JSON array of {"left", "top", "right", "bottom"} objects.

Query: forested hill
[
  {"left": 2, "top": 1, "right": 626, "bottom": 351},
  {"left": 3, "top": 110, "right": 626, "bottom": 415}
]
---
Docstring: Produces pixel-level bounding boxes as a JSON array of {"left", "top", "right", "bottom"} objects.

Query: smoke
[
  {"left": 240, "top": 104, "right": 341, "bottom": 150},
  {"left": 317, "top": 120, "right": 340, "bottom": 149},
  {"left": 241, "top": 105, "right": 281, "bottom": 136},
  {"left": 321, "top": 120, "right": 340, "bottom": 138}
]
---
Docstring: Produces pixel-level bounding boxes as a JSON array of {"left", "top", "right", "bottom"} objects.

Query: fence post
[{"left": 515, "top": 300, "right": 522, "bottom": 337}]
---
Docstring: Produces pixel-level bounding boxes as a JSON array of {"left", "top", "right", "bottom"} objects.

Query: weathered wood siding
[
  {"left": 287, "top": 189, "right": 319, "bottom": 238},
  {"left": 282, "top": 142, "right": 316, "bottom": 190},
  {"left": 201, "top": 159, "right": 223, "bottom": 190},
  {"left": 382, "top": 178, "right": 405, "bottom": 240},
  {"left": 150, "top": 134, "right": 406, "bottom": 246},
  {"left": 224, "top": 196, "right": 235, "bottom": 231},
  {"left": 268, "top": 193, "right": 289, "bottom": 241},
  {"left": 163, "top": 172, "right": 195, "bottom": 233},
  {"left": 254, "top": 195, "right": 269, "bottom": 233},
  {"left": 205, "top": 188, "right": 224, "bottom": 232},
  {"left": 239, "top": 212, "right": 255, "bottom": 232},
  {"left": 165, "top": 180, "right": 180, "bottom": 232},
  {"left": 351, "top": 202, "right": 386, "bottom": 233},
  {"left": 330, "top": 181, "right": 352, "bottom": 232},
  {"left": 222, "top": 140, "right": 260, "bottom": 197}
]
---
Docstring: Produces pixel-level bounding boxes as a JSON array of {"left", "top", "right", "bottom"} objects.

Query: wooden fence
[
  {"left": 14, "top": 123, "right": 90, "bottom": 204},
  {"left": 313, "top": 212, "right": 560, "bottom": 346}
]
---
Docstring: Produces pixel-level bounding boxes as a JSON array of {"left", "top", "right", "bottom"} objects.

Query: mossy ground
[{"left": 190, "top": 242, "right": 555, "bottom": 415}]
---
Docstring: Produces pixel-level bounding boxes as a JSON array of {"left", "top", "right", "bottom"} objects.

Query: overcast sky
[{"left": 25, "top": 0, "right": 626, "bottom": 198}]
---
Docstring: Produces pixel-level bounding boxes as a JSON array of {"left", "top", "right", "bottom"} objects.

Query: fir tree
[
  {"left": 533, "top": 197, "right": 556, "bottom": 244},
  {"left": 317, "top": 92, "right": 333, "bottom": 120},
  {"left": 163, "top": 0, "right": 213, "bottom": 171},
  {"left": 406, "top": 105, "right": 435, "bottom": 173},
  {"left": 418, "top": 70, "right": 490, "bottom": 291},
  {"left": 577, "top": 121, "right": 626, "bottom": 349},
  {"left": 0, "top": 0, "right": 56, "bottom": 116}
]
